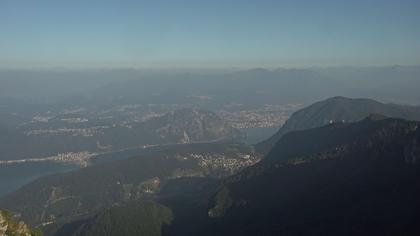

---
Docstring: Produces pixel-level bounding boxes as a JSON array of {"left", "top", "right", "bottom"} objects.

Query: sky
[{"left": 0, "top": 0, "right": 419, "bottom": 69}]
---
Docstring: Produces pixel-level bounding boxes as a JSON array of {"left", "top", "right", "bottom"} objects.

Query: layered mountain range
[
  {"left": 66, "top": 116, "right": 420, "bottom": 236},
  {"left": 197, "top": 116, "right": 420, "bottom": 235},
  {"left": 2, "top": 97, "right": 420, "bottom": 236}
]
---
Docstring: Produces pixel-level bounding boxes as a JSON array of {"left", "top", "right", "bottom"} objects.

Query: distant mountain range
[
  {"left": 2, "top": 66, "right": 420, "bottom": 109},
  {"left": 257, "top": 96, "right": 420, "bottom": 154}
]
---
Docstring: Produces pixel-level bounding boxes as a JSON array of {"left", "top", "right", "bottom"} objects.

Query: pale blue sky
[{"left": 1, "top": 0, "right": 419, "bottom": 68}]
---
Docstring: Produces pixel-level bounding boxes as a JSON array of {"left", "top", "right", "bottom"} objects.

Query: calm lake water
[
  {"left": 0, "top": 162, "right": 79, "bottom": 197},
  {"left": 0, "top": 126, "right": 280, "bottom": 198},
  {"left": 242, "top": 126, "right": 279, "bottom": 144}
]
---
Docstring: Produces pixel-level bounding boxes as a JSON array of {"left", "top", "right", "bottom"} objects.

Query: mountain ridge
[
  {"left": 183, "top": 117, "right": 420, "bottom": 236},
  {"left": 256, "top": 96, "right": 420, "bottom": 154}
]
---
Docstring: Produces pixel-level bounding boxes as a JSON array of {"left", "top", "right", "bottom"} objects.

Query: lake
[
  {"left": 0, "top": 126, "right": 280, "bottom": 198},
  {"left": 242, "top": 126, "right": 279, "bottom": 144},
  {"left": 0, "top": 162, "right": 79, "bottom": 197}
]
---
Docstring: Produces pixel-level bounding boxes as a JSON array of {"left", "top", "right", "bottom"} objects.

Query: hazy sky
[{"left": 1, "top": 0, "right": 419, "bottom": 68}]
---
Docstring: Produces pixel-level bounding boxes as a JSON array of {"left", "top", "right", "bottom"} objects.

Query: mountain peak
[{"left": 256, "top": 97, "right": 420, "bottom": 154}]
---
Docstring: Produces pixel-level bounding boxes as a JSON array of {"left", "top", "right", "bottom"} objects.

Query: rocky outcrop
[{"left": 0, "top": 210, "right": 40, "bottom": 236}]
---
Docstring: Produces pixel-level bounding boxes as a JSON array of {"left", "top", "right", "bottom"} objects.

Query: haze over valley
[{"left": 1, "top": 0, "right": 420, "bottom": 235}]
